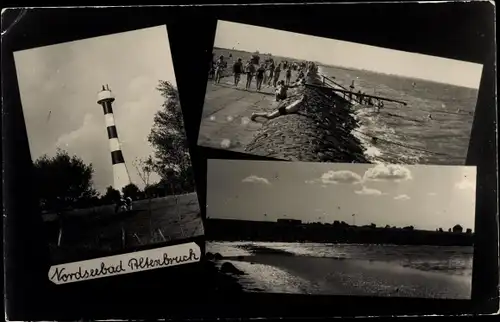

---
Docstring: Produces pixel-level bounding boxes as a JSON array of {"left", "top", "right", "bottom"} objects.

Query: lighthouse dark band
[
  {"left": 107, "top": 126, "right": 119, "bottom": 139},
  {"left": 111, "top": 150, "right": 125, "bottom": 165},
  {"left": 101, "top": 101, "right": 114, "bottom": 115}
]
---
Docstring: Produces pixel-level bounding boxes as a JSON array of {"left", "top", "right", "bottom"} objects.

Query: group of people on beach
[
  {"left": 211, "top": 54, "right": 316, "bottom": 93},
  {"left": 209, "top": 53, "right": 327, "bottom": 122}
]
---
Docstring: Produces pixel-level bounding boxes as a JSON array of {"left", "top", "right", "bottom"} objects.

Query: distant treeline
[{"left": 206, "top": 219, "right": 474, "bottom": 247}]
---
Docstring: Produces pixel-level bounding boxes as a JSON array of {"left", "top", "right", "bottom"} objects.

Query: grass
[{"left": 46, "top": 192, "right": 204, "bottom": 264}]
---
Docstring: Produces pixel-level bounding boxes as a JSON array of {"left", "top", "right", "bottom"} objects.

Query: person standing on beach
[
  {"left": 267, "top": 61, "right": 275, "bottom": 86},
  {"left": 232, "top": 58, "right": 243, "bottom": 87},
  {"left": 214, "top": 55, "right": 225, "bottom": 84},
  {"left": 245, "top": 60, "right": 256, "bottom": 90},
  {"left": 285, "top": 67, "right": 292, "bottom": 86},
  {"left": 255, "top": 63, "right": 266, "bottom": 91},
  {"left": 273, "top": 63, "right": 281, "bottom": 87}
]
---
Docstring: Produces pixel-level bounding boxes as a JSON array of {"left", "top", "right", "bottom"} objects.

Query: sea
[
  {"left": 207, "top": 241, "right": 473, "bottom": 298},
  {"left": 318, "top": 65, "right": 480, "bottom": 165}
]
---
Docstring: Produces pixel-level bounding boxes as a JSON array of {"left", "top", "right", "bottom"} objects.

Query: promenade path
[{"left": 198, "top": 71, "right": 300, "bottom": 153}]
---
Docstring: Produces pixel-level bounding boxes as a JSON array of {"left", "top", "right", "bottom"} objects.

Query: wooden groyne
[{"left": 245, "top": 70, "right": 369, "bottom": 163}]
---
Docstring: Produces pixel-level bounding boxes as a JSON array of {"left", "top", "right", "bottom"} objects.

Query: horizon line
[{"left": 213, "top": 45, "right": 482, "bottom": 90}]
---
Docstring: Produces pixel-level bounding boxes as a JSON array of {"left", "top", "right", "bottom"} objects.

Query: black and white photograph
[
  {"left": 206, "top": 159, "right": 476, "bottom": 299},
  {"left": 14, "top": 25, "right": 204, "bottom": 265},
  {"left": 198, "top": 21, "right": 483, "bottom": 165}
]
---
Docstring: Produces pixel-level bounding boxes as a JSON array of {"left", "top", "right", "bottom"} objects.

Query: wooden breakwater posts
[
  {"left": 318, "top": 74, "right": 408, "bottom": 107},
  {"left": 245, "top": 70, "right": 369, "bottom": 163}
]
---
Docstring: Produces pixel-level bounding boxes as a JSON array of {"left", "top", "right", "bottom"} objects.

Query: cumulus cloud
[
  {"left": 354, "top": 186, "right": 384, "bottom": 196},
  {"left": 394, "top": 194, "right": 411, "bottom": 200},
  {"left": 54, "top": 113, "right": 96, "bottom": 149},
  {"left": 242, "top": 175, "right": 271, "bottom": 185},
  {"left": 314, "top": 170, "right": 363, "bottom": 185},
  {"left": 363, "top": 164, "right": 412, "bottom": 182}
]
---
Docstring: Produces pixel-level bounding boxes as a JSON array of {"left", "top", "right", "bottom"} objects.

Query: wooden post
[
  {"left": 157, "top": 228, "right": 166, "bottom": 242},
  {"left": 57, "top": 226, "right": 63, "bottom": 247},
  {"left": 133, "top": 233, "right": 142, "bottom": 244},
  {"left": 121, "top": 226, "right": 126, "bottom": 248},
  {"left": 322, "top": 75, "right": 325, "bottom": 86}
]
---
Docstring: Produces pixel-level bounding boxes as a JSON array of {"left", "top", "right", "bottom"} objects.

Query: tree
[
  {"left": 101, "top": 186, "right": 121, "bottom": 205},
  {"left": 148, "top": 80, "right": 196, "bottom": 195},
  {"left": 33, "top": 149, "right": 98, "bottom": 212},
  {"left": 122, "top": 183, "right": 141, "bottom": 200}
]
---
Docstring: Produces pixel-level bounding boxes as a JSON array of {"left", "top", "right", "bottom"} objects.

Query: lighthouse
[{"left": 97, "top": 84, "right": 131, "bottom": 194}]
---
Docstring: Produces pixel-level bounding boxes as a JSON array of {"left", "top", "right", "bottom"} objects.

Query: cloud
[
  {"left": 312, "top": 170, "right": 363, "bottom": 185},
  {"left": 427, "top": 192, "right": 437, "bottom": 196},
  {"left": 394, "top": 194, "right": 411, "bottom": 200},
  {"left": 364, "top": 164, "right": 412, "bottom": 182},
  {"left": 354, "top": 186, "right": 384, "bottom": 196},
  {"left": 455, "top": 178, "right": 476, "bottom": 191},
  {"left": 242, "top": 175, "right": 271, "bottom": 185},
  {"left": 54, "top": 113, "right": 96, "bottom": 149}
]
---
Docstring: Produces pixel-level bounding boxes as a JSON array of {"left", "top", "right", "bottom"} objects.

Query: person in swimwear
[
  {"left": 272, "top": 63, "right": 282, "bottom": 87},
  {"left": 250, "top": 94, "right": 308, "bottom": 121},
  {"left": 275, "top": 78, "right": 305, "bottom": 101},
  {"left": 285, "top": 66, "right": 292, "bottom": 86},
  {"left": 245, "top": 60, "right": 256, "bottom": 90},
  {"left": 214, "top": 55, "right": 225, "bottom": 84},
  {"left": 255, "top": 63, "right": 266, "bottom": 91},
  {"left": 232, "top": 58, "right": 243, "bottom": 86},
  {"left": 266, "top": 61, "right": 275, "bottom": 86}
]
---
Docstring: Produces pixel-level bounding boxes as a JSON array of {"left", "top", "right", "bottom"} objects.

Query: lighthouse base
[{"left": 113, "top": 163, "right": 131, "bottom": 194}]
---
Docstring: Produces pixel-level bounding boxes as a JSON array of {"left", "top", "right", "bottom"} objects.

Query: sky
[
  {"left": 207, "top": 159, "right": 477, "bottom": 232},
  {"left": 214, "top": 20, "right": 483, "bottom": 89},
  {"left": 14, "top": 25, "right": 178, "bottom": 193}
]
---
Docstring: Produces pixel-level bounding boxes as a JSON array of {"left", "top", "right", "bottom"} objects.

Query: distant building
[
  {"left": 277, "top": 218, "right": 302, "bottom": 225},
  {"left": 453, "top": 225, "right": 463, "bottom": 233}
]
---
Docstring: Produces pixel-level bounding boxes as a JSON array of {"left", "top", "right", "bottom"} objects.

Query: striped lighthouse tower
[{"left": 97, "top": 84, "right": 131, "bottom": 194}]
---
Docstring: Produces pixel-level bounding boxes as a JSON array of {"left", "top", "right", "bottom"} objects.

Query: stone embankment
[{"left": 245, "top": 70, "right": 369, "bottom": 163}]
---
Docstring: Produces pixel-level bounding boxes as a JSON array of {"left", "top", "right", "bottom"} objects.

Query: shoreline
[
  {"left": 211, "top": 251, "right": 471, "bottom": 299},
  {"left": 245, "top": 68, "right": 370, "bottom": 163}
]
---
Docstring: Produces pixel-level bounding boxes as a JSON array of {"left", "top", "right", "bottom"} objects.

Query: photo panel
[
  {"left": 198, "top": 20, "right": 483, "bottom": 166},
  {"left": 206, "top": 159, "right": 476, "bottom": 300},
  {"left": 13, "top": 25, "right": 204, "bottom": 283},
  {"left": 2, "top": 2, "right": 497, "bottom": 320}
]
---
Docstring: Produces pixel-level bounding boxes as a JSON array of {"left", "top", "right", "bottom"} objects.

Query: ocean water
[
  {"left": 318, "top": 66, "right": 479, "bottom": 165},
  {"left": 207, "top": 241, "right": 473, "bottom": 298}
]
